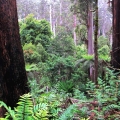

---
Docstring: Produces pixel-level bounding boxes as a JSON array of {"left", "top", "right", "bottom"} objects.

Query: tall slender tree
[
  {"left": 0, "top": 0, "right": 29, "bottom": 109},
  {"left": 71, "top": 0, "right": 95, "bottom": 80},
  {"left": 94, "top": 0, "right": 98, "bottom": 84},
  {"left": 87, "top": 2, "right": 94, "bottom": 81}
]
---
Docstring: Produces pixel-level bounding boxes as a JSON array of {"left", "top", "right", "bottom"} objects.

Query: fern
[
  {"left": 25, "top": 63, "right": 39, "bottom": 72},
  {"left": 0, "top": 93, "right": 49, "bottom": 120},
  {"left": 104, "top": 104, "right": 120, "bottom": 112},
  {"left": 0, "top": 101, "right": 16, "bottom": 120},
  {"left": 33, "top": 103, "right": 48, "bottom": 120},
  {"left": 57, "top": 80, "right": 74, "bottom": 93},
  {"left": 15, "top": 94, "right": 34, "bottom": 120},
  {"left": 58, "top": 104, "right": 77, "bottom": 120}
]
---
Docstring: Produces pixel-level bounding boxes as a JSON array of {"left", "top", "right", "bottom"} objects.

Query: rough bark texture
[
  {"left": 111, "top": 0, "right": 120, "bottom": 70},
  {"left": 0, "top": 0, "right": 29, "bottom": 109}
]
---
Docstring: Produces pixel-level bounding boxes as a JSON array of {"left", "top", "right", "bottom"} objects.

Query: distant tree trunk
[
  {"left": 53, "top": 5, "right": 56, "bottom": 37},
  {"left": 94, "top": 0, "right": 98, "bottom": 85},
  {"left": 87, "top": 4, "right": 94, "bottom": 81},
  {"left": 0, "top": 0, "right": 29, "bottom": 111},
  {"left": 59, "top": 0, "right": 62, "bottom": 25},
  {"left": 73, "top": 14, "right": 77, "bottom": 46},
  {"left": 111, "top": 0, "right": 120, "bottom": 71},
  {"left": 49, "top": 3, "right": 52, "bottom": 32}
]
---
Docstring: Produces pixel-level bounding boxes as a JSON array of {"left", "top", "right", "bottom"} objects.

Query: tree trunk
[
  {"left": 94, "top": 0, "right": 98, "bottom": 85},
  {"left": 73, "top": 14, "right": 77, "bottom": 46},
  {"left": 49, "top": 3, "right": 52, "bottom": 33},
  {"left": 87, "top": 4, "right": 94, "bottom": 81},
  {"left": 59, "top": 0, "right": 62, "bottom": 25},
  {"left": 111, "top": 0, "right": 120, "bottom": 71},
  {"left": 0, "top": 0, "right": 29, "bottom": 110}
]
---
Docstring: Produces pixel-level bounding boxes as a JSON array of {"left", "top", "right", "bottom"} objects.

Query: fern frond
[
  {"left": 104, "top": 104, "right": 120, "bottom": 112},
  {"left": 58, "top": 104, "right": 77, "bottom": 120},
  {"left": 15, "top": 93, "right": 34, "bottom": 120},
  {"left": 0, "top": 101, "right": 16, "bottom": 120},
  {"left": 33, "top": 103, "right": 48, "bottom": 120}
]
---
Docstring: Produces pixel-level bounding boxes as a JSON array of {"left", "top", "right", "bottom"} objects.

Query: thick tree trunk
[
  {"left": 0, "top": 0, "right": 29, "bottom": 110},
  {"left": 111, "top": 0, "right": 120, "bottom": 70}
]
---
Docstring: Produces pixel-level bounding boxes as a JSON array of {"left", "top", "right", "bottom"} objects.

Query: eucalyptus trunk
[
  {"left": 87, "top": 4, "right": 94, "bottom": 81},
  {"left": 0, "top": 0, "right": 29, "bottom": 111}
]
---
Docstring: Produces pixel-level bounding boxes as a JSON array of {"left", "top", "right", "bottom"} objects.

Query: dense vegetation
[
  {"left": 0, "top": 0, "right": 120, "bottom": 120},
  {"left": 0, "top": 13, "right": 119, "bottom": 120}
]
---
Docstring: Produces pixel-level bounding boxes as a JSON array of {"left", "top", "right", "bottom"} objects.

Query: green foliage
[
  {"left": 25, "top": 63, "right": 39, "bottom": 72},
  {"left": 38, "top": 92, "right": 62, "bottom": 119},
  {"left": 23, "top": 43, "right": 41, "bottom": 63},
  {"left": 15, "top": 94, "right": 33, "bottom": 120},
  {"left": 73, "top": 89, "right": 87, "bottom": 100},
  {"left": 57, "top": 80, "right": 75, "bottom": 94},
  {"left": 98, "top": 36, "right": 110, "bottom": 62},
  {"left": 0, "top": 94, "right": 49, "bottom": 120},
  {"left": 47, "top": 55, "right": 75, "bottom": 84},
  {"left": 20, "top": 14, "right": 52, "bottom": 49},
  {"left": 74, "top": 57, "right": 94, "bottom": 77},
  {"left": 59, "top": 104, "right": 89, "bottom": 120},
  {"left": 28, "top": 79, "right": 43, "bottom": 100},
  {"left": 82, "top": 54, "right": 94, "bottom": 60},
  {"left": 0, "top": 101, "right": 16, "bottom": 120},
  {"left": 86, "top": 68, "right": 120, "bottom": 119},
  {"left": 72, "top": 61, "right": 88, "bottom": 87},
  {"left": 75, "top": 25, "right": 87, "bottom": 43},
  {"left": 98, "top": 36, "right": 109, "bottom": 49},
  {"left": 48, "top": 31, "right": 75, "bottom": 57},
  {"left": 76, "top": 44, "right": 87, "bottom": 59},
  {"left": 23, "top": 43, "right": 48, "bottom": 63},
  {"left": 98, "top": 45, "right": 110, "bottom": 61},
  {"left": 36, "top": 43, "right": 48, "bottom": 62},
  {"left": 58, "top": 104, "right": 78, "bottom": 120}
]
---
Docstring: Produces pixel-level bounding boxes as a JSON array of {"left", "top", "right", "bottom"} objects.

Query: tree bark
[
  {"left": 111, "top": 0, "right": 120, "bottom": 71},
  {"left": 0, "top": 0, "right": 29, "bottom": 109},
  {"left": 94, "top": 0, "right": 98, "bottom": 85},
  {"left": 87, "top": 4, "right": 94, "bottom": 81}
]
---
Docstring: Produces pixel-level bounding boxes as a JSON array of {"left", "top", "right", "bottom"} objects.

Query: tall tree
[
  {"left": 0, "top": 0, "right": 29, "bottom": 109},
  {"left": 88, "top": 3, "right": 94, "bottom": 81},
  {"left": 94, "top": 0, "right": 98, "bottom": 84},
  {"left": 71, "top": 0, "right": 95, "bottom": 80},
  {"left": 111, "top": 0, "right": 120, "bottom": 70}
]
